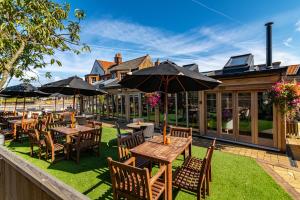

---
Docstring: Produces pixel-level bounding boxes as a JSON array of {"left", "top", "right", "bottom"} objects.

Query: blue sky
[{"left": 13, "top": 0, "right": 300, "bottom": 86}]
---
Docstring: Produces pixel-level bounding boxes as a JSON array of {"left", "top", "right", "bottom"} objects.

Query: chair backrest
[
  {"left": 77, "top": 117, "right": 87, "bottom": 125},
  {"left": 77, "top": 129, "right": 95, "bottom": 146},
  {"left": 197, "top": 158, "right": 208, "bottom": 192},
  {"left": 28, "top": 129, "right": 39, "bottom": 143},
  {"left": 42, "top": 131, "right": 54, "bottom": 151},
  {"left": 170, "top": 126, "right": 192, "bottom": 138},
  {"left": 31, "top": 112, "right": 39, "bottom": 119},
  {"left": 115, "top": 121, "right": 121, "bottom": 136},
  {"left": 117, "top": 132, "right": 143, "bottom": 162},
  {"left": 132, "top": 130, "right": 145, "bottom": 145},
  {"left": 107, "top": 157, "right": 151, "bottom": 200},
  {"left": 94, "top": 127, "right": 102, "bottom": 144},
  {"left": 21, "top": 121, "right": 33, "bottom": 132},
  {"left": 47, "top": 121, "right": 67, "bottom": 131}
]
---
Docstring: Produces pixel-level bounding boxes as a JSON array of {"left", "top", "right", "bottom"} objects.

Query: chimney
[
  {"left": 155, "top": 58, "right": 160, "bottom": 66},
  {"left": 265, "top": 22, "right": 273, "bottom": 68},
  {"left": 114, "top": 53, "right": 122, "bottom": 65}
]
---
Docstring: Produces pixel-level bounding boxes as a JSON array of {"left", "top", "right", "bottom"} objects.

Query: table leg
[
  {"left": 13, "top": 124, "right": 17, "bottom": 140},
  {"left": 167, "top": 163, "right": 172, "bottom": 200}
]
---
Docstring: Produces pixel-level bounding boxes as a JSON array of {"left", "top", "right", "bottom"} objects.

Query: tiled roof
[
  {"left": 108, "top": 55, "right": 149, "bottom": 72},
  {"left": 287, "top": 65, "right": 300, "bottom": 75},
  {"left": 97, "top": 60, "right": 115, "bottom": 71}
]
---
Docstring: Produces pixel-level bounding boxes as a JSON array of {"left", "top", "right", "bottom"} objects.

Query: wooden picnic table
[
  {"left": 130, "top": 135, "right": 192, "bottom": 200},
  {"left": 50, "top": 125, "right": 94, "bottom": 143},
  {"left": 8, "top": 118, "right": 36, "bottom": 138}
]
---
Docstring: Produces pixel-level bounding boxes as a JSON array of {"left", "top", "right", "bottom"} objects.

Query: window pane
[
  {"left": 168, "top": 94, "right": 176, "bottom": 125},
  {"left": 207, "top": 93, "right": 217, "bottom": 131},
  {"left": 177, "top": 92, "right": 187, "bottom": 127},
  {"left": 238, "top": 93, "right": 251, "bottom": 136},
  {"left": 258, "top": 92, "right": 273, "bottom": 139},
  {"left": 188, "top": 91, "right": 199, "bottom": 128},
  {"left": 141, "top": 94, "right": 148, "bottom": 120},
  {"left": 222, "top": 93, "right": 233, "bottom": 134}
]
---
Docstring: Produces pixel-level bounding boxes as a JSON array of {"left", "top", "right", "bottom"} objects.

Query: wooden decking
[{"left": 0, "top": 145, "right": 89, "bottom": 200}]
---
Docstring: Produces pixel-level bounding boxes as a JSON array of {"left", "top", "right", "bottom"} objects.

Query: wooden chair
[
  {"left": 17, "top": 121, "right": 33, "bottom": 143},
  {"left": 117, "top": 131, "right": 150, "bottom": 169},
  {"left": 173, "top": 157, "right": 208, "bottom": 200},
  {"left": 68, "top": 129, "right": 101, "bottom": 164},
  {"left": 107, "top": 157, "right": 166, "bottom": 200},
  {"left": 28, "top": 129, "right": 45, "bottom": 159},
  {"left": 169, "top": 126, "right": 192, "bottom": 159},
  {"left": 47, "top": 121, "right": 67, "bottom": 143},
  {"left": 42, "top": 130, "right": 66, "bottom": 163},
  {"left": 173, "top": 139, "right": 216, "bottom": 198}
]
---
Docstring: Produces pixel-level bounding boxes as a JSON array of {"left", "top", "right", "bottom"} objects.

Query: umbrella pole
[
  {"left": 23, "top": 97, "right": 26, "bottom": 118},
  {"left": 62, "top": 97, "right": 65, "bottom": 111},
  {"left": 55, "top": 97, "right": 57, "bottom": 112},
  {"left": 3, "top": 98, "right": 6, "bottom": 112},
  {"left": 73, "top": 95, "right": 75, "bottom": 110},
  {"left": 14, "top": 98, "right": 18, "bottom": 116},
  {"left": 163, "top": 79, "right": 169, "bottom": 145}
]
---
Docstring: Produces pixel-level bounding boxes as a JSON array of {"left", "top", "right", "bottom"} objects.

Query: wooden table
[
  {"left": 130, "top": 135, "right": 192, "bottom": 200},
  {"left": 8, "top": 118, "right": 36, "bottom": 138},
  {"left": 126, "top": 122, "right": 154, "bottom": 130},
  {"left": 50, "top": 125, "right": 94, "bottom": 143}
]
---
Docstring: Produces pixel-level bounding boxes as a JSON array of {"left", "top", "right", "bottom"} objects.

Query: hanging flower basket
[
  {"left": 145, "top": 93, "right": 160, "bottom": 108},
  {"left": 269, "top": 80, "right": 300, "bottom": 117}
]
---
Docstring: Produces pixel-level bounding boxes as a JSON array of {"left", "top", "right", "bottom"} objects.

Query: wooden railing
[
  {"left": 0, "top": 146, "right": 89, "bottom": 200},
  {"left": 286, "top": 121, "right": 300, "bottom": 137}
]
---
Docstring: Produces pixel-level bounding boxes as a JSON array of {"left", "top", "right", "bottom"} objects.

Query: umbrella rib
[
  {"left": 176, "top": 77, "right": 186, "bottom": 92},
  {"left": 193, "top": 78, "right": 212, "bottom": 89},
  {"left": 134, "top": 75, "right": 153, "bottom": 90}
]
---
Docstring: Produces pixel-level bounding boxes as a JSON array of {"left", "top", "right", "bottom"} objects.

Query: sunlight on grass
[{"left": 5, "top": 127, "right": 291, "bottom": 200}]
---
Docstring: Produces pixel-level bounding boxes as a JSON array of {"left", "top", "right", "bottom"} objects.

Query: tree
[{"left": 0, "top": 0, "right": 90, "bottom": 90}]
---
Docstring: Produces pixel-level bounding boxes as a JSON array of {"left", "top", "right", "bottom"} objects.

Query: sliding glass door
[{"left": 237, "top": 92, "right": 252, "bottom": 143}]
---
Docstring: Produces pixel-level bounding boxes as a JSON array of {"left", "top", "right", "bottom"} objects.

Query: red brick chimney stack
[{"left": 114, "top": 53, "right": 122, "bottom": 65}]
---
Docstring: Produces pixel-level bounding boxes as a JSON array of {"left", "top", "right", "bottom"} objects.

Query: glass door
[
  {"left": 221, "top": 93, "right": 234, "bottom": 139},
  {"left": 237, "top": 93, "right": 252, "bottom": 143},
  {"left": 206, "top": 93, "right": 217, "bottom": 134},
  {"left": 257, "top": 92, "right": 274, "bottom": 147}
]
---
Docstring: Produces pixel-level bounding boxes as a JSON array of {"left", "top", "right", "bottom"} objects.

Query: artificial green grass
[{"left": 5, "top": 127, "right": 291, "bottom": 200}]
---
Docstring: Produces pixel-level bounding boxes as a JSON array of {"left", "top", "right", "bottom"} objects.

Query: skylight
[{"left": 225, "top": 54, "right": 253, "bottom": 68}]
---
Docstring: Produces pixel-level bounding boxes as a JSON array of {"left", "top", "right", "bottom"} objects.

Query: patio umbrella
[
  {"left": 40, "top": 76, "right": 107, "bottom": 109},
  {"left": 0, "top": 83, "right": 50, "bottom": 115},
  {"left": 119, "top": 60, "right": 221, "bottom": 144},
  {"left": 0, "top": 94, "right": 10, "bottom": 112}
]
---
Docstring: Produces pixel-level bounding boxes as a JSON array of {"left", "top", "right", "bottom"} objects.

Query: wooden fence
[
  {"left": 0, "top": 146, "right": 89, "bottom": 200},
  {"left": 286, "top": 121, "right": 300, "bottom": 137}
]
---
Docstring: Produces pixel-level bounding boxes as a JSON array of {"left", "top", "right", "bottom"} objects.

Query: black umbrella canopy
[
  {"left": 119, "top": 60, "right": 221, "bottom": 93},
  {"left": 0, "top": 83, "right": 50, "bottom": 97},
  {"left": 39, "top": 76, "right": 107, "bottom": 96},
  {"left": 119, "top": 60, "right": 221, "bottom": 145}
]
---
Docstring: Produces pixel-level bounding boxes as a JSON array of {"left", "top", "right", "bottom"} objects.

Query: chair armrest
[
  {"left": 123, "top": 157, "right": 136, "bottom": 166},
  {"left": 149, "top": 165, "right": 166, "bottom": 186}
]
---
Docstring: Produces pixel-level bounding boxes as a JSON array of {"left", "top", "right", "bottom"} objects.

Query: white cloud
[
  {"left": 283, "top": 37, "right": 293, "bottom": 47},
  {"left": 25, "top": 14, "right": 300, "bottom": 85},
  {"left": 295, "top": 20, "right": 300, "bottom": 32}
]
